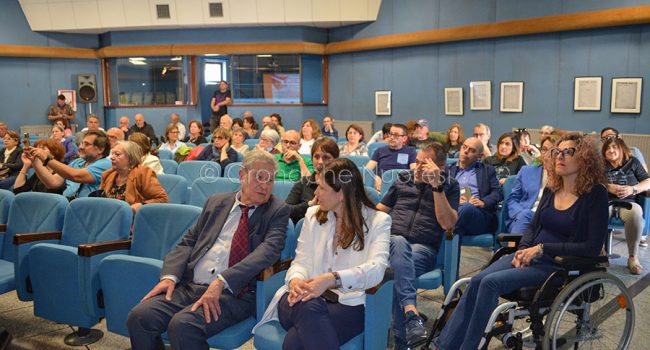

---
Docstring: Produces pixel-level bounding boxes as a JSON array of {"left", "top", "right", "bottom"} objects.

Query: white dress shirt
[
  {"left": 253, "top": 205, "right": 390, "bottom": 331},
  {"left": 298, "top": 138, "right": 315, "bottom": 155},
  {"left": 162, "top": 192, "right": 255, "bottom": 290}
]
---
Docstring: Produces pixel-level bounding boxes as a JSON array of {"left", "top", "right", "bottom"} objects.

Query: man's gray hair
[
  {"left": 260, "top": 129, "right": 280, "bottom": 145},
  {"left": 242, "top": 148, "right": 278, "bottom": 172},
  {"left": 474, "top": 123, "right": 491, "bottom": 138}
]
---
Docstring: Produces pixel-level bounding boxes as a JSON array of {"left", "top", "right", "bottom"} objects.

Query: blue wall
[
  {"left": 0, "top": 0, "right": 101, "bottom": 133},
  {"left": 327, "top": 0, "right": 650, "bottom": 138}
]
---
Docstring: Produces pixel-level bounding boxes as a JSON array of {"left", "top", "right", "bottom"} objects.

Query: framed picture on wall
[
  {"left": 500, "top": 81, "right": 524, "bottom": 113},
  {"left": 444, "top": 87, "right": 464, "bottom": 115},
  {"left": 57, "top": 89, "right": 77, "bottom": 111},
  {"left": 611, "top": 78, "right": 642, "bottom": 113},
  {"left": 469, "top": 81, "right": 491, "bottom": 110},
  {"left": 574, "top": 76, "right": 602, "bottom": 111},
  {"left": 375, "top": 90, "right": 392, "bottom": 116}
]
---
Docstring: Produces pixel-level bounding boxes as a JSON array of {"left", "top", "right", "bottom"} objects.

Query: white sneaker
[{"left": 640, "top": 237, "right": 648, "bottom": 247}]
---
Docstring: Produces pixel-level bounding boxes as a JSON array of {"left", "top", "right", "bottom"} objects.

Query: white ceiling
[{"left": 19, "top": 0, "right": 382, "bottom": 34}]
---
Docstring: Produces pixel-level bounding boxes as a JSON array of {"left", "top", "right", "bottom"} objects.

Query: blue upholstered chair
[
  {"left": 341, "top": 155, "right": 370, "bottom": 167},
  {"left": 446, "top": 157, "right": 459, "bottom": 166},
  {"left": 367, "top": 142, "right": 387, "bottom": 158},
  {"left": 365, "top": 185, "right": 381, "bottom": 205},
  {"left": 1, "top": 193, "right": 66, "bottom": 298},
  {"left": 460, "top": 175, "right": 516, "bottom": 250},
  {"left": 178, "top": 161, "right": 221, "bottom": 187},
  {"left": 93, "top": 204, "right": 202, "bottom": 336},
  {"left": 158, "top": 149, "right": 173, "bottom": 160},
  {"left": 253, "top": 274, "right": 394, "bottom": 350},
  {"left": 157, "top": 174, "right": 190, "bottom": 204},
  {"left": 244, "top": 139, "right": 259, "bottom": 149},
  {"left": 20, "top": 198, "right": 132, "bottom": 345},
  {"left": 189, "top": 178, "right": 241, "bottom": 207},
  {"left": 223, "top": 162, "right": 244, "bottom": 180},
  {"left": 359, "top": 166, "right": 377, "bottom": 188},
  {"left": 272, "top": 182, "right": 294, "bottom": 201},
  {"left": 0, "top": 189, "right": 13, "bottom": 226},
  {"left": 160, "top": 158, "right": 178, "bottom": 175}
]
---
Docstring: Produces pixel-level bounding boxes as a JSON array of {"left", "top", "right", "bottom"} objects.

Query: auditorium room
[{"left": 1, "top": 0, "right": 649, "bottom": 349}]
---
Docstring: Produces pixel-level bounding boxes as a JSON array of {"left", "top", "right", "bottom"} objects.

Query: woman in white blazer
[{"left": 254, "top": 158, "right": 391, "bottom": 349}]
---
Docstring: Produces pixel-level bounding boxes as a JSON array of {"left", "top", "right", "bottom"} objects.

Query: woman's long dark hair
[{"left": 315, "top": 158, "right": 374, "bottom": 251}]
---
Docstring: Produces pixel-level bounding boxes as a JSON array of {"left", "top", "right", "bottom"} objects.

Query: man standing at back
[
  {"left": 127, "top": 149, "right": 289, "bottom": 349},
  {"left": 170, "top": 113, "right": 186, "bottom": 140},
  {"left": 365, "top": 123, "right": 417, "bottom": 191}
]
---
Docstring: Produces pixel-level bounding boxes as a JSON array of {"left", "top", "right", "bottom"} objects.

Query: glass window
[
  {"left": 107, "top": 56, "right": 194, "bottom": 106},
  {"left": 204, "top": 62, "right": 223, "bottom": 85},
  {"left": 230, "top": 54, "right": 302, "bottom": 104}
]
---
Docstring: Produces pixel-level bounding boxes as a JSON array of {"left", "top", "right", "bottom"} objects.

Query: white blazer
[{"left": 253, "top": 205, "right": 391, "bottom": 332}]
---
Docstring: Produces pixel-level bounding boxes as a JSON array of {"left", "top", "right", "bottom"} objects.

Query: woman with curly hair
[
  {"left": 298, "top": 119, "right": 322, "bottom": 155},
  {"left": 435, "top": 132, "right": 609, "bottom": 350},
  {"left": 602, "top": 135, "right": 650, "bottom": 274}
]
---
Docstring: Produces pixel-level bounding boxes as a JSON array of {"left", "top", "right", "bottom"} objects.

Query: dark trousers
[
  {"left": 278, "top": 293, "right": 364, "bottom": 350},
  {"left": 127, "top": 283, "right": 255, "bottom": 350},
  {"left": 455, "top": 203, "right": 497, "bottom": 236}
]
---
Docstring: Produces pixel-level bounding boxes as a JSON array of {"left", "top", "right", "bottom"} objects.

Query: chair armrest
[
  {"left": 13, "top": 231, "right": 62, "bottom": 245},
  {"left": 486, "top": 246, "right": 517, "bottom": 267},
  {"left": 610, "top": 200, "right": 633, "bottom": 210},
  {"left": 497, "top": 233, "right": 523, "bottom": 243},
  {"left": 0, "top": 224, "right": 6, "bottom": 232},
  {"left": 554, "top": 255, "right": 609, "bottom": 267},
  {"left": 78, "top": 240, "right": 132, "bottom": 257},
  {"left": 257, "top": 259, "right": 292, "bottom": 281}
]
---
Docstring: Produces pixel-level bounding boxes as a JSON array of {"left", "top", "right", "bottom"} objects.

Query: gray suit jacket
[{"left": 161, "top": 192, "right": 289, "bottom": 295}]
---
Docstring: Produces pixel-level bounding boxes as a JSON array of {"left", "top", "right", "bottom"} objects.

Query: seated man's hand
[
  {"left": 141, "top": 278, "right": 175, "bottom": 302},
  {"left": 421, "top": 158, "right": 442, "bottom": 187},
  {"left": 283, "top": 150, "right": 300, "bottom": 163},
  {"left": 191, "top": 279, "right": 225, "bottom": 323},
  {"left": 374, "top": 175, "right": 381, "bottom": 192},
  {"left": 469, "top": 197, "right": 485, "bottom": 208},
  {"left": 288, "top": 278, "right": 312, "bottom": 306}
]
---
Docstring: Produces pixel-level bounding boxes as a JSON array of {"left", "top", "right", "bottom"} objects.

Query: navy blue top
[
  {"left": 533, "top": 194, "right": 577, "bottom": 259},
  {"left": 381, "top": 170, "right": 460, "bottom": 249},
  {"left": 371, "top": 145, "right": 417, "bottom": 175}
]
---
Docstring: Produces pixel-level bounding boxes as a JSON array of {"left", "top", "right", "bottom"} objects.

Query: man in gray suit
[{"left": 127, "top": 149, "right": 289, "bottom": 350}]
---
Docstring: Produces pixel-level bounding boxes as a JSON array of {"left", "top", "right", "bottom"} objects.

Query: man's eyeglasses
[
  {"left": 388, "top": 133, "right": 406, "bottom": 138},
  {"left": 282, "top": 140, "right": 299, "bottom": 146},
  {"left": 550, "top": 147, "right": 576, "bottom": 159}
]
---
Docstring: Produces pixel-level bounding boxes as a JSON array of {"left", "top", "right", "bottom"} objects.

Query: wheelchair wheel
[{"left": 542, "top": 271, "right": 634, "bottom": 350}]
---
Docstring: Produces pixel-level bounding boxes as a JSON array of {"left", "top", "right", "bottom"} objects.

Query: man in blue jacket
[{"left": 448, "top": 137, "right": 503, "bottom": 236}]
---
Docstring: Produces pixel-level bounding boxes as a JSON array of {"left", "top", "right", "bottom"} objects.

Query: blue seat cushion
[
  {"left": 0, "top": 259, "right": 15, "bottom": 294},
  {"left": 462, "top": 233, "right": 494, "bottom": 247},
  {"left": 207, "top": 316, "right": 256, "bottom": 349},
  {"left": 254, "top": 320, "right": 363, "bottom": 349},
  {"left": 416, "top": 268, "right": 442, "bottom": 290}
]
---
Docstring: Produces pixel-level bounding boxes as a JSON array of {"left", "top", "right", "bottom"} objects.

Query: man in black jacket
[{"left": 129, "top": 114, "right": 158, "bottom": 146}]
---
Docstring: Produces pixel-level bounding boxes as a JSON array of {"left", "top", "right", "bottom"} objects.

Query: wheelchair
[{"left": 422, "top": 234, "right": 635, "bottom": 350}]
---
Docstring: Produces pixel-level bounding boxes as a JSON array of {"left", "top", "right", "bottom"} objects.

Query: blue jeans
[
  {"left": 389, "top": 235, "right": 438, "bottom": 341},
  {"left": 506, "top": 210, "right": 534, "bottom": 234},
  {"left": 455, "top": 203, "right": 497, "bottom": 236},
  {"left": 435, "top": 254, "right": 560, "bottom": 350}
]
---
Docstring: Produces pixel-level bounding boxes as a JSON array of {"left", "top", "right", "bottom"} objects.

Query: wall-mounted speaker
[{"left": 77, "top": 74, "right": 97, "bottom": 103}]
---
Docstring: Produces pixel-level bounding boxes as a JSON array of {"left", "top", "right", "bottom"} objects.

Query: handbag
[{"left": 0, "top": 167, "right": 10, "bottom": 180}]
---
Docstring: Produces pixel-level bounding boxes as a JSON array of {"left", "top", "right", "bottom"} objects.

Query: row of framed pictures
[
  {"left": 374, "top": 77, "right": 644, "bottom": 116},
  {"left": 444, "top": 81, "right": 524, "bottom": 115}
]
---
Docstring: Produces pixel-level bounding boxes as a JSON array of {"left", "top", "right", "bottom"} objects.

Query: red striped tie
[{"left": 228, "top": 205, "right": 250, "bottom": 267}]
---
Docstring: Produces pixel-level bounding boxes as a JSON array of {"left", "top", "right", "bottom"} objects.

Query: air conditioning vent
[
  {"left": 209, "top": 2, "right": 224, "bottom": 18},
  {"left": 156, "top": 4, "right": 171, "bottom": 19}
]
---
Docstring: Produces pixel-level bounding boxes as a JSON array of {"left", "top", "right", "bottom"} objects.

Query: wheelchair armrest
[
  {"left": 0, "top": 224, "right": 6, "bottom": 232},
  {"left": 497, "top": 233, "right": 523, "bottom": 243},
  {"left": 257, "top": 259, "right": 292, "bottom": 281},
  {"left": 487, "top": 246, "right": 517, "bottom": 266},
  {"left": 609, "top": 200, "right": 633, "bottom": 210},
  {"left": 554, "top": 255, "right": 609, "bottom": 267},
  {"left": 13, "top": 231, "right": 62, "bottom": 245},
  {"left": 78, "top": 239, "right": 132, "bottom": 257}
]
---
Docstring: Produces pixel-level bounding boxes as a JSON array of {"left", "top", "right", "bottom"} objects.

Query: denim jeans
[
  {"left": 435, "top": 254, "right": 560, "bottom": 350},
  {"left": 389, "top": 235, "right": 438, "bottom": 341},
  {"left": 507, "top": 209, "right": 535, "bottom": 234},
  {"left": 455, "top": 203, "right": 497, "bottom": 236}
]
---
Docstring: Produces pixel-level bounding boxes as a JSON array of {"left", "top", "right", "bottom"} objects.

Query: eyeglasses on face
[
  {"left": 550, "top": 147, "right": 576, "bottom": 159},
  {"left": 388, "top": 133, "right": 406, "bottom": 138},
  {"left": 281, "top": 140, "right": 299, "bottom": 146}
]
